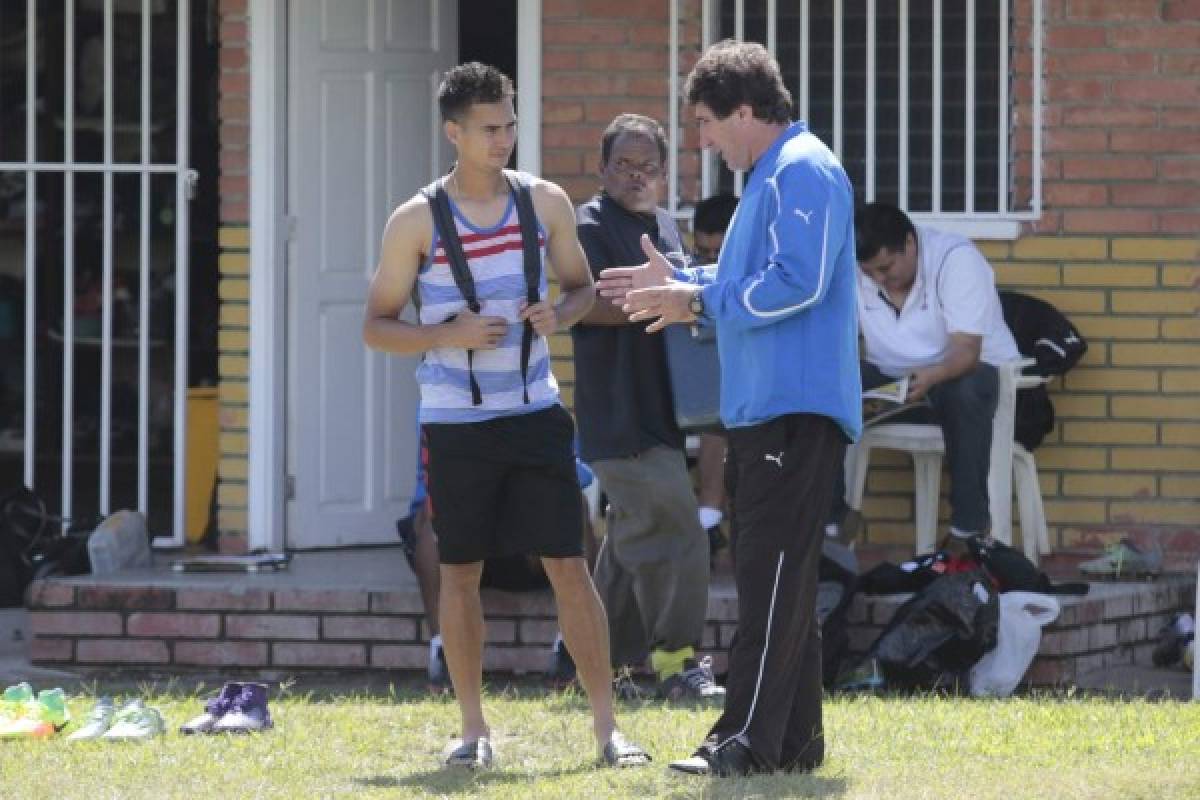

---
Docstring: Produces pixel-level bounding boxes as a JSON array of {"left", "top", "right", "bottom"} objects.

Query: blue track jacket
[{"left": 678, "top": 122, "right": 862, "bottom": 440}]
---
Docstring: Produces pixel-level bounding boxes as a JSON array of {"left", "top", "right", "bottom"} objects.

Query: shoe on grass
[
  {"left": 669, "top": 735, "right": 765, "bottom": 777},
  {"left": 212, "top": 683, "right": 273, "bottom": 733},
  {"left": 1079, "top": 538, "right": 1162, "bottom": 579},
  {"left": 0, "top": 682, "right": 34, "bottom": 721},
  {"left": 0, "top": 715, "right": 56, "bottom": 739},
  {"left": 67, "top": 696, "right": 116, "bottom": 741},
  {"left": 600, "top": 730, "right": 651, "bottom": 768},
  {"left": 180, "top": 682, "right": 242, "bottom": 735},
  {"left": 443, "top": 736, "right": 493, "bottom": 769},
  {"left": 0, "top": 686, "right": 70, "bottom": 739},
  {"left": 34, "top": 688, "right": 70, "bottom": 730},
  {"left": 659, "top": 657, "right": 726, "bottom": 703},
  {"left": 101, "top": 702, "right": 164, "bottom": 741}
]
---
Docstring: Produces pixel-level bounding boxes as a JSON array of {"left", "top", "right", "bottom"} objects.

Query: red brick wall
[
  {"left": 217, "top": 0, "right": 250, "bottom": 227},
  {"left": 540, "top": 0, "right": 704, "bottom": 205},
  {"left": 1016, "top": 0, "right": 1200, "bottom": 235}
]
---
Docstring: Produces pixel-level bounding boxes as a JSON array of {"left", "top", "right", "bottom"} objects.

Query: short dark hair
[
  {"left": 684, "top": 39, "right": 793, "bottom": 124},
  {"left": 437, "top": 62, "right": 514, "bottom": 122},
  {"left": 854, "top": 202, "right": 916, "bottom": 262},
  {"left": 693, "top": 193, "right": 739, "bottom": 235},
  {"left": 600, "top": 114, "right": 668, "bottom": 166}
]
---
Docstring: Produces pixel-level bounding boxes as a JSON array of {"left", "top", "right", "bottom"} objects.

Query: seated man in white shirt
[{"left": 831, "top": 202, "right": 1020, "bottom": 544}]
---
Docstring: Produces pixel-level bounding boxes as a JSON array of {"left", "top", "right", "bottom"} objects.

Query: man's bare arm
[
  {"left": 362, "top": 198, "right": 508, "bottom": 354},
  {"left": 527, "top": 180, "right": 595, "bottom": 332}
]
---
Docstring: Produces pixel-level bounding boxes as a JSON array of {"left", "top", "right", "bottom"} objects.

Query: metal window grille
[
  {"left": 0, "top": 0, "right": 193, "bottom": 545},
  {"left": 671, "top": 0, "right": 1042, "bottom": 237}
]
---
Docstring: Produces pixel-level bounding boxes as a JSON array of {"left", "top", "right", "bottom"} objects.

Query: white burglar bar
[{"left": 3, "top": 0, "right": 193, "bottom": 544}]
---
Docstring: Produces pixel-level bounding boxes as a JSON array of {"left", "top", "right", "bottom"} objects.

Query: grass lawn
[{"left": 2, "top": 678, "right": 1199, "bottom": 799}]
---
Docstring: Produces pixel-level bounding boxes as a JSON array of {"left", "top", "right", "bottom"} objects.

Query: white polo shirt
[{"left": 858, "top": 225, "right": 1020, "bottom": 377}]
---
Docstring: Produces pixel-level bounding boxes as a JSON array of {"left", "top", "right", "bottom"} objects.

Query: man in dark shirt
[{"left": 572, "top": 114, "right": 723, "bottom": 702}]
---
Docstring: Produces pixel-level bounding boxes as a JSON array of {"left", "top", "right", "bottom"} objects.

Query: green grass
[{"left": 3, "top": 679, "right": 1200, "bottom": 799}]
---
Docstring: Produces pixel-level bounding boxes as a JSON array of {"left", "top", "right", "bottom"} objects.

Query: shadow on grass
[
  {"left": 357, "top": 762, "right": 599, "bottom": 794},
  {"left": 702, "top": 774, "right": 849, "bottom": 799},
  {"left": 356, "top": 768, "right": 848, "bottom": 798}
]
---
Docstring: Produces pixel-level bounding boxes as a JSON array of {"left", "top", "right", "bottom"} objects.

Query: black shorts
[{"left": 423, "top": 405, "right": 584, "bottom": 565}]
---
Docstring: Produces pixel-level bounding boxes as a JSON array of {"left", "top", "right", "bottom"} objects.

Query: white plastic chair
[{"left": 844, "top": 358, "right": 1052, "bottom": 562}]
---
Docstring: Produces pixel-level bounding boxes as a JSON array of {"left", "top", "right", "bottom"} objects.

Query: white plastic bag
[{"left": 970, "top": 591, "right": 1060, "bottom": 697}]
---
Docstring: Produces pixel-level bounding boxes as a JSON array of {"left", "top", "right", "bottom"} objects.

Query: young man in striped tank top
[{"left": 363, "top": 63, "right": 649, "bottom": 770}]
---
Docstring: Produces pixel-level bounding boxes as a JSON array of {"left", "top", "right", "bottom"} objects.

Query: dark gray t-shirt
[{"left": 571, "top": 193, "right": 685, "bottom": 462}]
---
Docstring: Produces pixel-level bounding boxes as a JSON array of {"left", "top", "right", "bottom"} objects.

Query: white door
[{"left": 286, "top": 0, "right": 457, "bottom": 548}]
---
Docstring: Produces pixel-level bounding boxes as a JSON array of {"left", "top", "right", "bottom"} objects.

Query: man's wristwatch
[{"left": 688, "top": 289, "right": 706, "bottom": 319}]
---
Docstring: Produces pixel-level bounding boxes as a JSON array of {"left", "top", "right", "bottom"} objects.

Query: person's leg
[
  {"left": 590, "top": 524, "right": 647, "bottom": 669},
  {"left": 641, "top": 447, "right": 711, "bottom": 682},
  {"left": 496, "top": 406, "right": 647, "bottom": 763},
  {"left": 777, "top": 619, "right": 824, "bottom": 772},
  {"left": 438, "top": 561, "right": 488, "bottom": 742},
  {"left": 697, "top": 432, "right": 727, "bottom": 525},
  {"left": 927, "top": 363, "right": 999, "bottom": 536},
  {"left": 540, "top": 556, "right": 618, "bottom": 749},
  {"left": 581, "top": 501, "right": 600, "bottom": 570},
  {"left": 593, "top": 449, "right": 709, "bottom": 681},
  {"left": 410, "top": 505, "right": 441, "bottom": 636},
  {"left": 704, "top": 414, "right": 845, "bottom": 771},
  {"left": 422, "top": 421, "right": 508, "bottom": 745}
]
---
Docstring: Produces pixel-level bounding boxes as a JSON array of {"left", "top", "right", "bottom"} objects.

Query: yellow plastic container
[{"left": 185, "top": 387, "right": 220, "bottom": 543}]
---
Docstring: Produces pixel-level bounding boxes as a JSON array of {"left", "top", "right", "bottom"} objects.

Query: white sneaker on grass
[
  {"left": 67, "top": 696, "right": 115, "bottom": 741},
  {"left": 101, "top": 701, "right": 165, "bottom": 741}
]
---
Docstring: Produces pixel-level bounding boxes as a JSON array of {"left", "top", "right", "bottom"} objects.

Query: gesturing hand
[
  {"left": 519, "top": 299, "right": 559, "bottom": 337},
  {"left": 623, "top": 282, "right": 700, "bottom": 333},
  {"left": 595, "top": 234, "right": 674, "bottom": 303},
  {"left": 442, "top": 310, "right": 509, "bottom": 350}
]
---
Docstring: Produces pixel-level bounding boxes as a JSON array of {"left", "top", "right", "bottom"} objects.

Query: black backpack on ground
[
  {"left": 420, "top": 171, "right": 542, "bottom": 406},
  {"left": 999, "top": 291, "right": 1088, "bottom": 450},
  {"left": 869, "top": 571, "right": 1000, "bottom": 690}
]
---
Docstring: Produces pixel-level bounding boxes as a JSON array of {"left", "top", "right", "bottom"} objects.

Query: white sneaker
[
  {"left": 101, "top": 701, "right": 164, "bottom": 741},
  {"left": 67, "top": 696, "right": 115, "bottom": 741}
]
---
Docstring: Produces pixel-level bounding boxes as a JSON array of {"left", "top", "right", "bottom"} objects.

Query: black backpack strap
[
  {"left": 420, "top": 178, "right": 483, "bottom": 405},
  {"left": 503, "top": 171, "right": 543, "bottom": 404}
]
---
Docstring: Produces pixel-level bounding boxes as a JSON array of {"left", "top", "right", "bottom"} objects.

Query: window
[
  {"left": 0, "top": 1, "right": 217, "bottom": 542},
  {"left": 676, "top": 0, "right": 1042, "bottom": 237}
]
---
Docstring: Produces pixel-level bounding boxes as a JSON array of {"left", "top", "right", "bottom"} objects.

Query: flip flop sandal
[
  {"left": 600, "top": 732, "right": 652, "bottom": 768},
  {"left": 443, "top": 736, "right": 493, "bottom": 769}
]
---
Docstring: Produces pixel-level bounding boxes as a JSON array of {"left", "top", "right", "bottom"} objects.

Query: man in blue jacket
[{"left": 597, "top": 39, "right": 861, "bottom": 777}]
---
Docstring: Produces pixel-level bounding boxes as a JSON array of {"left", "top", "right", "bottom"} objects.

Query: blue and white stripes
[{"left": 415, "top": 197, "right": 559, "bottom": 423}]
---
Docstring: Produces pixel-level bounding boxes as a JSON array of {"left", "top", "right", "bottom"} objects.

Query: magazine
[
  {"left": 171, "top": 553, "right": 292, "bottom": 574},
  {"left": 862, "top": 376, "right": 930, "bottom": 427}
]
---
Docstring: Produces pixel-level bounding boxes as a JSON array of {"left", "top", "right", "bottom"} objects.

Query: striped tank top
[{"left": 415, "top": 186, "right": 559, "bottom": 424}]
